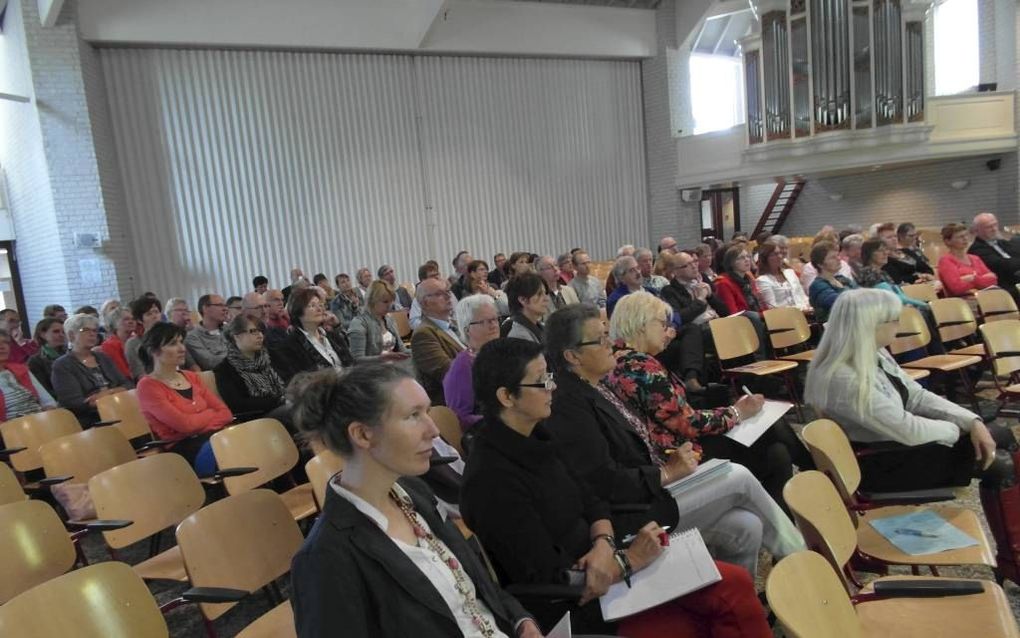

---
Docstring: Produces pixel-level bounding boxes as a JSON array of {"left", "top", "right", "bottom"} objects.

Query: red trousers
[{"left": 617, "top": 561, "right": 770, "bottom": 638}]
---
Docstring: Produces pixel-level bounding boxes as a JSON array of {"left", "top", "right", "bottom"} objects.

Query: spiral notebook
[{"left": 599, "top": 528, "right": 721, "bottom": 621}]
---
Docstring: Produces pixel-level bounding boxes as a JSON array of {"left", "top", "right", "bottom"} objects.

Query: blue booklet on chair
[{"left": 868, "top": 509, "right": 979, "bottom": 555}]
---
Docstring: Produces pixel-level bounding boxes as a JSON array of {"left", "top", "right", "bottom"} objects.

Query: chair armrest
[
  {"left": 67, "top": 519, "right": 133, "bottom": 540},
  {"left": 858, "top": 487, "right": 957, "bottom": 506},
  {"left": 609, "top": 503, "right": 651, "bottom": 514},
  {"left": 936, "top": 320, "right": 973, "bottom": 328},
  {"left": 0, "top": 446, "right": 27, "bottom": 457},
  {"left": 181, "top": 587, "right": 250, "bottom": 604},
  {"left": 767, "top": 327, "right": 796, "bottom": 334},
  {"left": 895, "top": 331, "right": 921, "bottom": 338},
  {"left": 92, "top": 420, "right": 122, "bottom": 428},
  {"left": 230, "top": 411, "right": 266, "bottom": 422},
  {"left": 37, "top": 475, "right": 73, "bottom": 486},
  {"left": 430, "top": 455, "right": 458, "bottom": 467},
  {"left": 870, "top": 579, "right": 984, "bottom": 598},
  {"left": 995, "top": 351, "right": 1020, "bottom": 358},
  {"left": 199, "top": 466, "right": 259, "bottom": 481}
]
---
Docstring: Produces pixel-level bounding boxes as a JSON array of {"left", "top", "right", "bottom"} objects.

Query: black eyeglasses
[
  {"left": 575, "top": 334, "right": 611, "bottom": 348},
  {"left": 519, "top": 372, "right": 555, "bottom": 390}
]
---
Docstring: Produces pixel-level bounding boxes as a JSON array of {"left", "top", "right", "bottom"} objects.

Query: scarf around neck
[{"left": 225, "top": 343, "right": 284, "bottom": 399}]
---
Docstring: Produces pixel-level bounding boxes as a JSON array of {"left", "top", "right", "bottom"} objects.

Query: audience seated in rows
[
  {"left": 51, "top": 313, "right": 132, "bottom": 427},
  {"left": 136, "top": 322, "right": 232, "bottom": 473},
  {"left": 271, "top": 287, "right": 355, "bottom": 385},
  {"left": 328, "top": 274, "right": 362, "bottom": 331},
  {"left": 970, "top": 212, "right": 1020, "bottom": 302},
  {"left": 347, "top": 281, "right": 410, "bottom": 360},
  {"left": 939, "top": 222, "right": 998, "bottom": 297},
  {"left": 27, "top": 317, "right": 66, "bottom": 396},
  {"left": 411, "top": 277, "right": 464, "bottom": 406},
  {"left": 807, "top": 241, "right": 856, "bottom": 323},
  {"left": 568, "top": 250, "right": 607, "bottom": 308},
  {"left": 185, "top": 293, "right": 230, "bottom": 370},
  {"left": 755, "top": 242, "right": 810, "bottom": 311},
  {"left": 536, "top": 256, "right": 579, "bottom": 321},
  {"left": 213, "top": 313, "right": 286, "bottom": 420},
  {"left": 443, "top": 293, "right": 500, "bottom": 432},
  {"left": 884, "top": 222, "right": 936, "bottom": 285},
  {"left": 501, "top": 272, "right": 549, "bottom": 344},
  {"left": 856, "top": 238, "right": 927, "bottom": 309},
  {"left": 714, "top": 245, "right": 764, "bottom": 316},
  {"left": 0, "top": 328, "right": 57, "bottom": 420},
  {"left": 462, "top": 338, "right": 772, "bottom": 636},
  {"left": 461, "top": 259, "right": 509, "bottom": 315}
]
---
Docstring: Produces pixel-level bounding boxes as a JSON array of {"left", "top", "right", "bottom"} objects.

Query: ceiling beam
[{"left": 37, "top": 0, "right": 64, "bottom": 27}]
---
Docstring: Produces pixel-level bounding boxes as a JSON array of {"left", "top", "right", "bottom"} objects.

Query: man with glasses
[
  {"left": 241, "top": 292, "right": 269, "bottom": 323},
  {"left": 186, "top": 293, "right": 230, "bottom": 369},
  {"left": 970, "top": 212, "right": 1020, "bottom": 302},
  {"left": 569, "top": 250, "right": 607, "bottom": 308},
  {"left": 606, "top": 256, "right": 649, "bottom": 318},
  {"left": 411, "top": 278, "right": 465, "bottom": 406}
]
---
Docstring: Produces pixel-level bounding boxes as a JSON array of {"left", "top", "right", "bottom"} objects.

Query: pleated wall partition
[{"left": 100, "top": 49, "right": 648, "bottom": 301}]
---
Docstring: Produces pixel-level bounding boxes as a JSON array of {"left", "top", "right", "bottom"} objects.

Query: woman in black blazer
[
  {"left": 288, "top": 363, "right": 541, "bottom": 638},
  {"left": 462, "top": 338, "right": 771, "bottom": 637},
  {"left": 269, "top": 287, "right": 357, "bottom": 384}
]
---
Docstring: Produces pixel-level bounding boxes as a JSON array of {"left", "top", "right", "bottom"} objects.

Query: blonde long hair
[{"left": 804, "top": 288, "right": 902, "bottom": 416}]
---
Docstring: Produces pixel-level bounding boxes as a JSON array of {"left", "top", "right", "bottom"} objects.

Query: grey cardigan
[
  {"left": 51, "top": 351, "right": 134, "bottom": 425},
  {"left": 346, "top": 312, "right": 408, "bottom": 359}
]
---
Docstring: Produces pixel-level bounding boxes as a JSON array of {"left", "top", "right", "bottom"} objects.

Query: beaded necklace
[{"left": 388, "top": 488, "right": 497, "bottom": 637}]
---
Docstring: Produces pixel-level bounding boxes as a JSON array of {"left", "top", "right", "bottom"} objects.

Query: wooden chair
[
  {"left": 198, "top": 370, "right": 221, "bottom": 399},
  {"left": 888, "top": 306, "right": 983, "bottom": 412},
  {"left": 0, "top": 462, "right": 26, "bottom": 506},
  {"left": 0, "top": 561, "right": 246, "bottom": 638},
  {"left": 88, "top": 453, "right": 207, "bottom": 582},
  {"left": 791, "top": 465, "right": 992, "bottom": 581},
  {"left": 388, "top": 310, "right": 412, "bottom": 344},
  {"left": 429, "top": 405, "right": 463, "bottom": 456},
  {"left": 976, "top": 288, "right": 1020, "bottom": 323},
  {"left": 97, "top": 389, "right": 154, "bottom": 442},
  {"left": 902, "top": 368, "right": 930, "bottom": 382},
  {"left": 708, "top": 314, "right": 803, "bottom": 418},
  {"left": 900, "top": 282, "right": 939, "bottom": 303},
  {"left": 767, "top": 550, "right": 1019, "bottom": 638},
  {"left": 979, "top": 319, "right": 1020, "bottom": 417},
  {"left": 176, "top": 490, "right": 301, "bottom": 638},
  {"left": 39, "top": 426, "right": 137, "bottom": 484},
  {"left": 305, "top": 448, "right": 344, "bottom": 509},
  {"left": 210, "top": 418, "right": 317, "bottom": 522},
  {"left": 0, "top": 500, "right": 77, "bottom": 603},
  {"left": 928, "top": 298, "right": 986, "bottom": 357},
  {"left": 762, "top": 307, "right": 816, "bottom": 363},
  {"left": 0, "top": 409, "right": 81, "bottom": 474}
]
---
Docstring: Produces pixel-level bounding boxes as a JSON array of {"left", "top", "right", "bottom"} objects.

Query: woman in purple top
[{"left": 443, "top": 294, "right": 501, "bottom": 431}]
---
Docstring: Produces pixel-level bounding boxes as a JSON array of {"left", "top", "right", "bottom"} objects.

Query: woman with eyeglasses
[
  {"left": 713, "top": 246, "right": 764, "bottom": 316},
  {"left": 270, "top": 287, "right": 357, "bottom": 384},
  {"left": 463, "top": 260, "right": 510, "bottom": 316},
  {"left": 462, "top": 337, "right": 772, "bottom": 636},
  {"left": 545, "top": 304, "right": 803, "bottom": 578},
  {"left": 347, "top": 281, "right": 411, "bottom": 361},
  {"left": 443, "top": 294, "right": 502, "bottom": 431},
  {"left": 938, "top": 222, "right": 998, "bottom": 298},
  {"left": 883, "top": 222, "right": 936, "bottom": 285},
  {"left": 51, "top": 313, "right": 132, "bottom": 426},
  {"left": 213, "top": 314, "right": 287, "bottom": 420},
  {"left": 501, "top": 272, "right": 549, "bottom": 344}
]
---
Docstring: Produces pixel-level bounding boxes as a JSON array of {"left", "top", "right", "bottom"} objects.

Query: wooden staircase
[{"left": 751, "top": 179, "right": 805, "bottom": 238}]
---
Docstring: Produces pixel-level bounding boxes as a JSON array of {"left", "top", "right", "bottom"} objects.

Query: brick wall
[{"left": 739, "top": 153, "right": 1019, "bottom": 238}]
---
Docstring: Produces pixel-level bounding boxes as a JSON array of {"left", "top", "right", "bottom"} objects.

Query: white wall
[{"left": 100, "top": 48, "right": 649, "bottom": 301}]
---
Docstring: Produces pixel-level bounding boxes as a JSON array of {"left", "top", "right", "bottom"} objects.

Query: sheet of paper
[
  {"left": 546, "top": 611, "right": 571, "bottom": 638},
  {"left": 724, "top": 400, "right": 792, "bottom": 447},
  {"left": 600, "top": 528, "right": 721, "bottom": 621},
  {"left": 868, "top": 509, "right": 979, "bottom": 555},
  {"left": 664, "top": 458, "right": 731, "bottom": 498}
]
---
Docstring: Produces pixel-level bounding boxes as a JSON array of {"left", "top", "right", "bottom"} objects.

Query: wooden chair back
[
  {"left": 980, "top": 319, "right": 1020, "bottom": 379},
  {"left": 176, "top": 490, "right": 304, "bottom": 621},
  {"left": 429, "top": 406, "right": 463, "bottom": 456},
  {"left": 0, "top": 562, "right": 168, "bottom": 638},
  {"left": 929, "top": 297, "right": 978, "bottom": 343},
  {"left": 96, "top": 390, "right": 152, "bottom": 441},
  {"left": 0, "top": 500, "right": 77, "bottom": 603},
  {"left": 0, "top": 409, "right": 82, "bottom": 473},
  {"left": 887, "top": 305, "right": 932, "bottom": 355},
  {"left": 766, "top": 551, "right": 861, "bottom": 638},
  {"left": 198, "top": 370, "right": 220, "bottom": 398},
  {"left": 0, "top": 462, "right": 26, "bottom": 506},
  {"left": 900, "top": 282, "right": 939, "bottom": 303},
  {"left": 800, "top": 419, "right": 861, "bottom": 502},
  {"left": 783, "top": 471, "right": 858, "bottom": 589},
  {"left": 708, "top": 315, "right": 761, "bottom": 360},
  {"left": 388, "top": 310, "right": 412, "bottom": 340},
  {"left": 976, "top": 288, "right": 1019, "bottom": 323},
  {"left": 88, "top": 453, "right": 205, "bottom": 549},
  {"left": 39, "top": 426, "right": 137, "bottom": 483},
  {"left": 763, "top": 307, "right": 812, "bottom": 350},
  {"left": 210, "top": 418, "right": 297, "bottom": 494},
  {"left": 305, "top": 448, "right": 344, "bottom": 509}
]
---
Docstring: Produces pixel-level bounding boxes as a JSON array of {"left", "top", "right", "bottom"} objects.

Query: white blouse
[{"left": 757, "top": 269, "right": 811, "bottom": 310}]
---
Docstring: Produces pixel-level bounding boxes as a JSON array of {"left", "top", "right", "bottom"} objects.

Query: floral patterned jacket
[{"left": 603, "top": 343, "right": 735, "bottom": 457}]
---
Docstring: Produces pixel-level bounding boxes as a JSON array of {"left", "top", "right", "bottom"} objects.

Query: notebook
[
  {"left": 724, "top": 400, "right": 792, "bottom": 447},
  {"left": 663, "top": 458, "right": 732, "bottom": 498},
  {"left": 599, "top": 528, "right": 721, "bottom": 621},
  {"left": 546, "top": 612, "right": 571, "bottom": 638}
]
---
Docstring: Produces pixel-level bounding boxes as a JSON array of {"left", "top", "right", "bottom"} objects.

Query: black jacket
[
  {"left": 970, "top": 236, "right": 1020, "bottom": 295},
  {"left": 268, "top": 328, "right": 355, "bottom": 384},
  {"left": 547, "top": 370, "right": 678, "bottom": 536},
  {"left": 660, "top": 279, "right": 728, "bottom": 325},
  {"left": 461, "top": 418, "right": 614, "bottom": 632},
  {"left": 291, "top": 476, "right": 529, "bottom": 638},
  {"left": 212, "top": 357, "right": 284, "bottom": 418}
]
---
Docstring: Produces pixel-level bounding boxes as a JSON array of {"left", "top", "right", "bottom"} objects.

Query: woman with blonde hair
[
  {"left": 805, "top": 288, "right": 1020, "bottom": 583},
  {"left": 346, "top": 280, "right": 410, "bottom": 360},
  {"left": 604, "top": 292, "right": 812, "bottom": 507}
]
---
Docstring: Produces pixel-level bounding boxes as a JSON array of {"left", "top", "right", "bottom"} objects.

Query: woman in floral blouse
[{"left": 604, "top": 291, "right": 814, "bottom": 509}]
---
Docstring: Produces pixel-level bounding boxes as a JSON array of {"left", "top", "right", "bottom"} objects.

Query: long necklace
[{"left": 388, "top": 489, "right": 496, "bottom": 637}]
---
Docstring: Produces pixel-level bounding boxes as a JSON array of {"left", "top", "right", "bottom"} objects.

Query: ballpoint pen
[{"left": 894, "top": 528, "right": 939, "bottom": 538}]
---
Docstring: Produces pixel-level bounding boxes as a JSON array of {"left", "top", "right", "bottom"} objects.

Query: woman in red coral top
[
  {"left": 96, "top": 306, "right": 136, "bottom": 380},
  {"left": 136, "top": 322, "right": 232, "bottom": 474},
  {"left": 713, "top": 245, "right": 765, "bottom": 315},
  {"left": 938, "top": 222, "right": 998, "bottom": 297}
]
